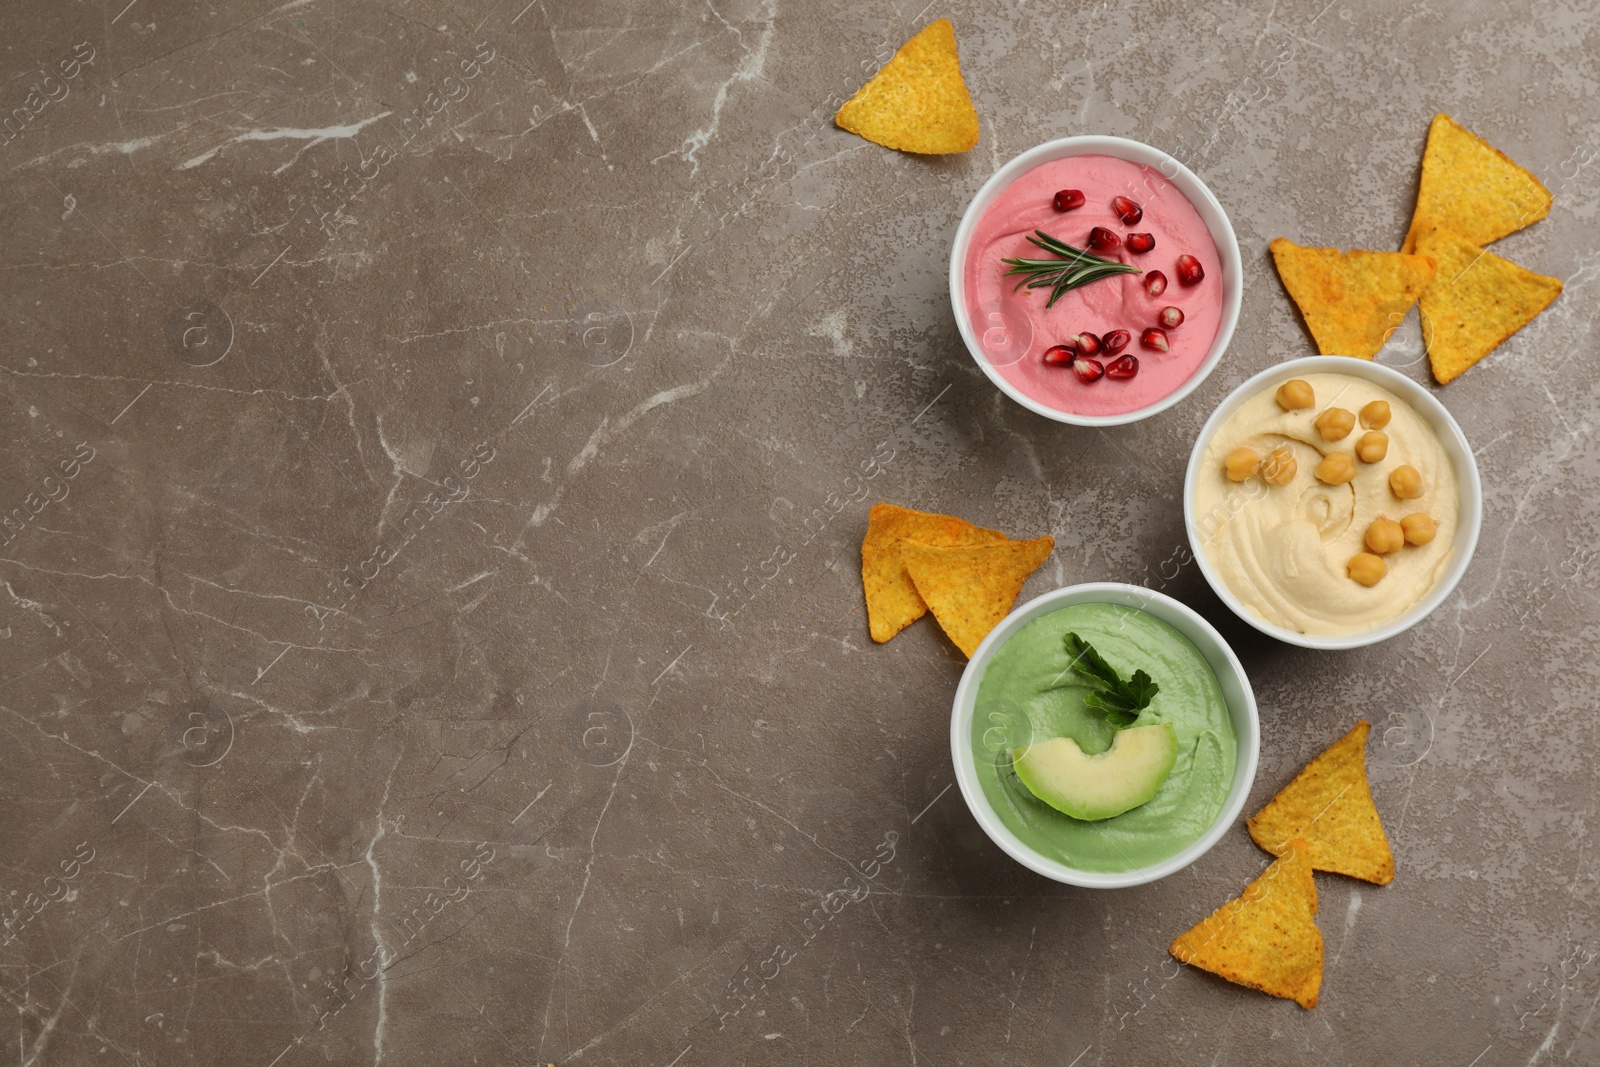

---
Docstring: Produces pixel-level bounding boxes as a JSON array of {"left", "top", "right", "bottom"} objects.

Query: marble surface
[{"left": 3, "top": 0, "right": 1598, "bottom": 1063}]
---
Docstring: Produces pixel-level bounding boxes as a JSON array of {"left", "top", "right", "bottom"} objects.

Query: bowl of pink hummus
[{"left": 950, "top": 136, "right": 1242, "bottom": 426}]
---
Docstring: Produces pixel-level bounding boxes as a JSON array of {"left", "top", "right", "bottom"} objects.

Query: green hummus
[{"left": 972, "top": 602, "right": 1237, "bottom": 872}]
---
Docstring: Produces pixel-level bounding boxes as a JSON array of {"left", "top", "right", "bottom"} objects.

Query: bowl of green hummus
[{"left": 950, "top": 582, "right": 1259, "bottom": 888}]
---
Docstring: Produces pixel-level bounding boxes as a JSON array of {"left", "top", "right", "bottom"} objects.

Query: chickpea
[
  {"left": 1261, "top": 446, "right": 1297, "bottom": 485},
  {"left": 1401, "top": 513, "right": 1439, "bottom": 545},
  {"left": 1360, "top": 400, "right": 1391, "bottom": 429},
  {"left": 1314, "top": 407, "right": 1356, "bottom": 442},
  {"left": 1389, "top": 464, "right": 1424, "bottom": 499},
  {"left": 1224, "top": 446, "right": 1262, "bottom": 482},
  {"left": 1355, "top": 430, "right": 1389, "bottom": 463},
  {"left": 1365, "top": 517, "right": 1405, "bottom": 554},
  {"left": 1276, "top": 379, "right": 1315, "bottom": 410},
  {"left": 1315, "top": 452, "right": 1357, "bottom": 485},
  {"left": 1348, "top": 552, "right": 1388, "bottom": 587}
]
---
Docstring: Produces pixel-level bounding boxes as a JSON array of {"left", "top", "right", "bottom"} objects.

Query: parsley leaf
[{"left": 1063, "top": 633, "right": 1160, "bottom": 728}]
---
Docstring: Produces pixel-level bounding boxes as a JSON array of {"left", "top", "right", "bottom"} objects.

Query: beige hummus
[{"left": 1193, "top": 372, "right": 1459, "bottom": 636}]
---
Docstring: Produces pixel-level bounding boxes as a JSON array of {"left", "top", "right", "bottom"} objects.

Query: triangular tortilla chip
[
  {"left": 861, "top": 503, "right": 1007, "bottom": 643},
  {"left": 1247, "top": 721, "right": 1395, "bottom": 885},
  {"left": 1170, "top": 839, "right": 1323, "bottom": 1009},
  {"left": 1401, "top": 113, "right": 1552, "bottom": 254},
  {"left": 1414, "top": 226, "right": 1563, "bottom": 385},
  {"left": 1268, "top": 238, "right": 1437, "bottom": 359},
  {"left": 901, "top": 536, "right": 1053, "bottom": 657},
  {"left": 835, "top": 19, "right": 979, "bottom": 155}
]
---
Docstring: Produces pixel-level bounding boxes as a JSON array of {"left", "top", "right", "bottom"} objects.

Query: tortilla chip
[
  {"left": 1413, "top": 226, "right": 1563, "bottom": 385},
  {"left": 1247, "top": 722, "right": 1395, "bottom": 885},
  {"left": 861, "top": 503, "right": 1007, "bottom": 643},
  {"left": 1401, "top": 113, "right": 1552, "bottom": 254},
  {"left": 835, "top": 19, "right": 979, "bottom": 155},
  {"left": 901, "top": 536, "right": 1053, "bottom": 657},
  {"left": 1169, "top": 839, "right": 1324, "bottom": 1009},
  {"left": 1268, "top": 238, "right": 1437, "bottom": 359}
]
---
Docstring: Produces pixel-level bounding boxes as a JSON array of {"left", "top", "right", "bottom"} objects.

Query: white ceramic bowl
[
  {"left": 948, "top": 135, "right": 1243, "bottom": 427},
  {"left": 949, "top": 582, "right": 1260, "bottom": 889},
  {"left": 1184, "top": 355, "right": 1484, "bottom": 650}
]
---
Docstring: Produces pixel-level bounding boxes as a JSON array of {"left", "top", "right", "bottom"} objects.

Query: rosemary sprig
[{"left": 1001, "top": 230, "right": 1141, "bottom": 308}]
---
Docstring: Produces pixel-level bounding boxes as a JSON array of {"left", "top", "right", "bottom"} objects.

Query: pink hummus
[{"left": 964, "top": 154, "right": 1222, "bottom": 417}]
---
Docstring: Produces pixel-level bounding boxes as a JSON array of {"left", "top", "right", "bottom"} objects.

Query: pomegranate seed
[
  {"left": 1042, "top": 344, "right": 1075, "bottom": 365},
  {"left": 1106, "top": 354, "right": 1140, "bottom": 380},
  {"left": 1111, "top": 196, "right": 1143, "bottom": 225},
  {"left": 1176, "top": 254, "right": 1205, "bottom": 286},
  {"left": 1053, "top": 189, "right": 1086, "bottom": 212},
  {"left": 1087, "top": 226, "right": 1121, "bottom": 252},
  {"left": 1070, "top": 355, "right": 1104, "bottom": 384},
  {"left": 1144, "top": 270, "right": 1167, "bottom": 297},
  {"left": 1101, "top": 329, "right": 1131, "bottom": 355},
  {"left": 1125, "top": 232, "right": 1155, "bottom": 254},
  {"left": 1140, "top": 327, "right": 1170, "bottom": 353},
  {"left": 1158, "top": 306, "right": 1185, "bottom": 329},
  {"left": 1073, "top": 331, "right": 1102, "bottom": 356}
]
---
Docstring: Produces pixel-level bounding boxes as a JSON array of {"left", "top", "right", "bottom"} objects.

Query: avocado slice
[{"left": 1011, "top": 724, "right": 1179, "bottom": 821}]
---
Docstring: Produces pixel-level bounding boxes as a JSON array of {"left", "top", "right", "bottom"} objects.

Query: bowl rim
[
  {"left": 948, "top": 581, "right": 1261, "bottom": 889},
  {"left": 948, "top": 134, "right": 1243, "bottom": 428},
  {"left": 1182, "top": 354, "right": 1485, "bottom": 650}
]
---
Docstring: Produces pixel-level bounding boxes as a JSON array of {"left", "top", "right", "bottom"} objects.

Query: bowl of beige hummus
[{"left": 1185, "top": 356, "right": 1481, "bottom": 649}]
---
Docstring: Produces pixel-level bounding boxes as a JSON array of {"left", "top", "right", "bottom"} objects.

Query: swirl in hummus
[{"left": 1193, "top": 372, "right": 1458, "bottom": 636}]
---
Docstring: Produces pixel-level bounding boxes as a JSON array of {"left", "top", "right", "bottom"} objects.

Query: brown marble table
[{"left": 3, "top": 0, "right": 1597, "bottom": 1063}]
